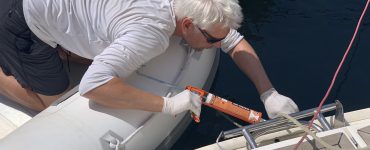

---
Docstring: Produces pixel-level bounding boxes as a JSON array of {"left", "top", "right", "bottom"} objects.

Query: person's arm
[
  {"left": 83, "top": 77, "right": 163, "bottom": 112},
  {"left": 83, "top": 77, "right": 201, "bottom": 116},
  {"left": 227, "top": 39, "right": 273, "bottom": 95},
  {"left": 227, "top": 38, "right": 299, "bottom": 119},
  {"left": 78, "top": 25, "right": 201, "bottom": 116}
]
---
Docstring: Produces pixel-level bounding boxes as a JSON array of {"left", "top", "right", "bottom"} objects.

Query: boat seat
[
  {"left": 275, "top": 133, "right": 355, "bottom": 150},
  {"left": 358, "top": 125, "right": 370, "bottom": 145}
]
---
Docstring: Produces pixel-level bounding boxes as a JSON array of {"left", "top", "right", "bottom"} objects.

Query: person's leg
[
  {"left": 0, "top": 0, "right": 69, "bottom": 111},
  {"left": 21, "top": 33, "right": 70, "bottom": 108},
  {"left": 0, "top": 67, "right": 45, "bottom": 111},
  {"left": 0, "top": 67, "right": 66, "bottom": 111},
  {"left": 0, "top": 0, "right": 45, "bottom": 110},
  {"left": 37, "top": 93, "right": 65, "bottom": 108}
]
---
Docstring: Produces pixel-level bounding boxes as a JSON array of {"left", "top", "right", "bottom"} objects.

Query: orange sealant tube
[{"left": 186, "top": 86, "right": 263, "bottom": 124}]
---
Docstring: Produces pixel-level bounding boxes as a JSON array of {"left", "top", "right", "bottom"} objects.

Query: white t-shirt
[{"left": 23, "top": 0, "right": 243, "bottom": 95}]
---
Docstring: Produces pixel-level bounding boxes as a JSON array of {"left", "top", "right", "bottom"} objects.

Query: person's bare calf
[{"left": 0, "top": 67, "right": 64, "bottom": 111}]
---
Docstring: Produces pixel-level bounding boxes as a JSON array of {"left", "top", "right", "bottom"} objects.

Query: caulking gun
[
  {"left": 186, "top": 86, "right": 263, "bottom": 124},
  {"left": 135, "top": 71, "right": 264, "bottom": 124}
]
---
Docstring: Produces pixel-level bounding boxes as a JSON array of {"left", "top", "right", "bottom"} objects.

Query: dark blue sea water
[{"left": 172, "top": 0, "right": 370, "bottom": 149}]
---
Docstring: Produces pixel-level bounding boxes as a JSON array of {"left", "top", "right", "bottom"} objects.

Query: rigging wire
[{"left": 294, "top": 0, "right": 370, "bottom": 149}]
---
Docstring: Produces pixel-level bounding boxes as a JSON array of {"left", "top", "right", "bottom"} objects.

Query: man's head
[{"left": 173, "top": 0, "right": 243, "bottom": 50}]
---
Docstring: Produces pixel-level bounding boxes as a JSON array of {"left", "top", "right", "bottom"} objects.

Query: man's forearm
[
  {"left": 228, "top": 39, "right": 273, "bottom": 94},
  {"left": 82, "top": 77, "right": 164, "bottom": 112}
]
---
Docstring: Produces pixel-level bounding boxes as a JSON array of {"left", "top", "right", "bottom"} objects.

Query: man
[{"left": 0, "top": 0, "right": 298, "bottom": 119}]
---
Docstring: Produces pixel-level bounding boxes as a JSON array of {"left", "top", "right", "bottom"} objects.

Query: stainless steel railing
[{"left": 218, "top": 100, "right": 345, "bottom": 149}]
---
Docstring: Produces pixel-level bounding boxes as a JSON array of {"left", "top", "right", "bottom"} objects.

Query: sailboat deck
[
  {"left": 197, "top": 107, "right": 370, "bottom": 150},
  {"left": 358, "top": 125, "right": 370, "bottom": 145}
]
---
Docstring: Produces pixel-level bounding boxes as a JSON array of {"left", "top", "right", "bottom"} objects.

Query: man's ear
[{"left": 181, "top": 17, "right": 193, "bottom": 30}]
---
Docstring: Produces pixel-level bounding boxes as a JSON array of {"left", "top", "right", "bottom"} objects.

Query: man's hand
[
  {"left": 162, "top": 90, "right": 202, "bottom": 116},
  {"left": 260, "top": 88, "right": 299, "bottom": 119}
]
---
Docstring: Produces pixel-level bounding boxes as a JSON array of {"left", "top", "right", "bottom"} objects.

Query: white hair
[{"left": 173, "top": 0, "right": 243, "bottom": 29}]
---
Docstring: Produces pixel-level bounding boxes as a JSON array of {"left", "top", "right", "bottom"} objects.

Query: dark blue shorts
[{"left": 0, "top": 0, "right": 69, "bottom": 95}]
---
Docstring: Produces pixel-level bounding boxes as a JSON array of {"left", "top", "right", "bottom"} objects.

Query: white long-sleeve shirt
[{"left": 23, "top": 0, "right": 243, "bottom": 95}]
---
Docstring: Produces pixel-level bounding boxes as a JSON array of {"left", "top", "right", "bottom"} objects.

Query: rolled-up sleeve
[
  {"left": 79, "top": 25, "right": 170, "bottom": 95},
  {"left": 221, "top": 29, "right": 244, "bottom": 53}
]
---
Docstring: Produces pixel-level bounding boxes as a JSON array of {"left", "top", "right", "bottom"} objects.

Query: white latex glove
[
  {"left": 260, "top": 88, "right": 299, "bottom": 119},
  {"left": 162, "top": 90, "right": 202, "bottom": 116}
]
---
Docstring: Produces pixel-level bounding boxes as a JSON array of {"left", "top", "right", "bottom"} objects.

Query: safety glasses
[{"left": 197, "top": 27, "right": 225, "bottom": 44}]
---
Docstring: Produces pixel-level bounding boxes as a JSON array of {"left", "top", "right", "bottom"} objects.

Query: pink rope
[{"left": 294, "top": 0, "right": 370, "bottom": 149}]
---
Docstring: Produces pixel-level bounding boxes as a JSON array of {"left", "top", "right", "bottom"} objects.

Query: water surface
[{"left": 173, "top": 0, "right": 370, "bottom": 149}]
